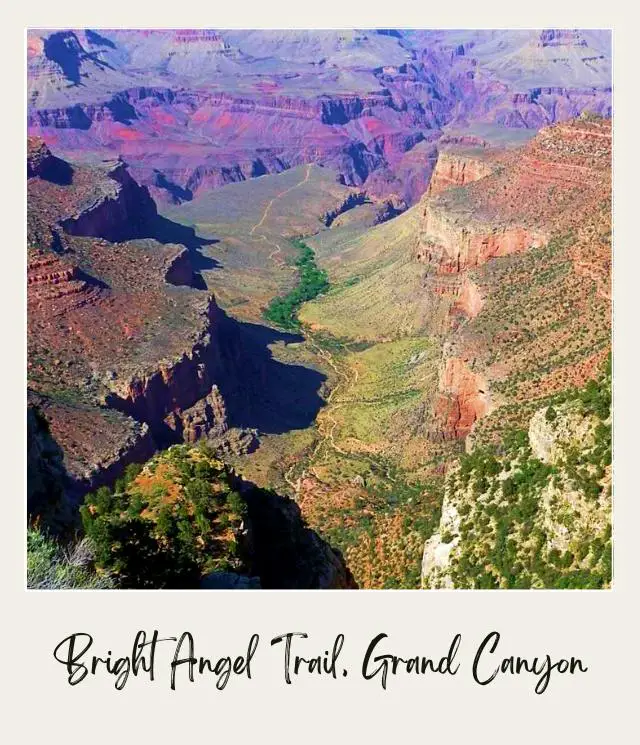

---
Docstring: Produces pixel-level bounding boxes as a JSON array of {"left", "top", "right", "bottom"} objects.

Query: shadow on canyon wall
[
  {"left": 43, "top": 30, "right": 115, "bottom": 87},
  {"left": 152, "top": 215, "right": 220, "bottom": 290},
  {"left": 151, "top": 213, "right": 218, "bottom": 253},
  {"left": 219, "top": 316, "right": 327, "bottom": 436},
  {"left": 34, "top": 154, "right": 74, "bottom": 185},
  {"left": 27, "top": 398, "right": 355, "bottom": 589},
  {"left": 62, "top": 202, "right": 221, "bottom": 289}
]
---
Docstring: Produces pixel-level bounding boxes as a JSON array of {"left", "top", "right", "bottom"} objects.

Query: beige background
[{"left": 4, "top": 2, "right": 637, "bottom": 741}]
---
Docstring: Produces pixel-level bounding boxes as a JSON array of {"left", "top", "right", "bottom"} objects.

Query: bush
[
  {"left": 27, "top": 527, "right": 114, "bottom": 589},
  {"left": 80, "top": 449, "right": 249, "bottom": 588}
]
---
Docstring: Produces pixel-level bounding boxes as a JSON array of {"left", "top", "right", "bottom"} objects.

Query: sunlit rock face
[{"left": 27, "top": 29, "right": 611, "bottom": 208}]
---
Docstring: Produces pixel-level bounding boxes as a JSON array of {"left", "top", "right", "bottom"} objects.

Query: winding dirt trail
[
  {"left": 281, "top": 338, "right": 351, "bottom": 493},
  {"left": 305, "top": 337, "right": 397, "bottom": 484},
  {"left": 307, "top": 341, "right": 351, "bottom": 458},
  {"left": 249, "top": 164, "right": 313, "bottom": 265},
  {"left": 250, "top": 163, "right": 312, "bottom": 235},
  {"left": 247, "top": 163, "right": 396, "bottom": 489}
]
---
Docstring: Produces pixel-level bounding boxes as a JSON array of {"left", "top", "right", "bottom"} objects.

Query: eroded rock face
[
  {"left": 322, "top": 191, "right": 368, "bottom": 226},
  {"left": 104, "top": 295, "right": 231, "bottom": 443},
  {"left": 27, "top": 136, "right": 74, "bottom": 188},
  {"left": 416, "top": 201, "right": 547, "bottom": 274},
  {"left": 421, "top": 495, "right": 460, "bottom": 589},
  {"left": 431, "top": 358, "right": 489, "bottom": 441},
  {"left": 528, "top": 405, "right": 596, "bottom": 465},
  {"left": 60, "top": 161, "right": 158, "bottom": 242},
  {"left": 28, "top": 252, "right": 105, "bottom": 313},
  {"left": 427, "top": 274, "right": 484, "bottom": 321},
  {"left": 427, "top": 150, "right": 494, "bottom": 196},
  {"left": 164, "top": 385, "right": 228, "bottom": 444},
  {"left": 414, "top": 122, "right": 600, "bottom": 445},
  {"left": 453, "top": 277, "right": 483, "bottom": 319},
  {"left": 27, "top": 137, "right": 56, "bottom": 178}
]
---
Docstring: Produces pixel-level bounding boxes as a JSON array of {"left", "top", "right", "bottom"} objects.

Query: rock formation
[
  {"left": 27, "top": 141, "right": 247, "bottom": 494},
  {"left": 322, "top": 192, "right": 368, "bottom": 227},
  {"left": 27, "top": 29, "right": 611, "bottom": 209},
  {"left": 431, "top": 357, "right": 489, "bottom": 441},
  {"left": 422, "top": 366, "right": 611, "bottom": 589},
  {"left": 60, "top": 159, "right": 158, "bottom": 242},
  {"left": 416, "top": 200, "right": 547, "bottom": 274},
  {"left": 427, "top": 149, "right": 495, "bottom": 196},
  {"left": 412, "top": 116, "right": 611, "bottom": 444}
]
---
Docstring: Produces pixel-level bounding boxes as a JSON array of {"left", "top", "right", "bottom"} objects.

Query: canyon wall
[
  {"left": 27, "top": 29, "right": 611, "bottom": 211},
  {"left": 427, "top": 150, "right": 494, "bottom": 196},
  {"left": 416, "top": 200, "right": 547, "bottom": 274},
  {"left": 27, "top": 143, "right": 244, "bottom": 496},
  {"left": 430, "top": 357, "right": 489, "bottom": 441},
  {"left": 105, "top": 295, "right": 231, "bottom": 444},
  {"left": 61, "top": 161, "right": 159, "bottom": 242},
  {"left": 27, "top": 139, "right": 357, "bottom": 590}
]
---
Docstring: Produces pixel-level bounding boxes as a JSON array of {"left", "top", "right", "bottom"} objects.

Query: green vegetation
[
  {"left": 324, "top": 458, "right": 443, "bottom": 590},
  {"left": 79, "top": 445, "right": 248, "bottom": 588},
  {"left": 470, "top": 227, "right": 611, "bottom": 444},
  {"left": 430, "top": 359, "right": 612, "bottom": 590},
  {"left": 263, "top": 238, "right": 329, "bottom": 329},
  {"left": 27, "top": 526, "right": 114, "bottom": 589}
]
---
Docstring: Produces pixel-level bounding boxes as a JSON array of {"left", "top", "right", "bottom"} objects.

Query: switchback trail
[
  {"left": 286, "top": 334, "right": 397, "bottom": 491},
  {"left": 246, "top": 164, "right": 397, "bottom": 489},
  {"left": 250, "top": 164, "right": 313, "bottom": 264}
]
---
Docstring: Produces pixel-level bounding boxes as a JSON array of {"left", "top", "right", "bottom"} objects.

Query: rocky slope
[
  {"left": 27, "top": 139, "right": 255, "bottom": 499},
  {"left": 422, "top": 363, "right": 611, "bottom": 589},
  {"left": 427, "top": 147, "right": 496, "bottom": 196},
  {"left": 417, "top": 118, "right": 612, "bottom": 588},
  {"left": 417, "top": 116, "right": 611, "bottom": 443},
  {"left": 291, "top": 115, "right": 610, "bottom": 588},
  {"left": 27, "top": 138, "right": 353, "bottom": 588},
  {"left": 305, "top": 116, "right": 610, "bottom": 444}
]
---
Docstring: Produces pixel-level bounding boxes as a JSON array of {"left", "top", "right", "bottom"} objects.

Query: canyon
[
  {"left": 26, "top": 30, "right": 612, "bottom": 590},
  {"left": 292, "top": 115, "right": 611, "bottom": 585},
  {"left": 28, "top": 29, "right": 611, "bottom": 211},
  {"left": 27, "top": 141, "right": 316, "bottom": 490}
]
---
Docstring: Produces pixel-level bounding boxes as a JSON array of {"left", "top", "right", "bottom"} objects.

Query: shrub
[
  {"left": 80, "top": 449, "right": 249, "bottom": 588},
  {"left": 27, "top": 527, "right": 114, "bottom": 589}
]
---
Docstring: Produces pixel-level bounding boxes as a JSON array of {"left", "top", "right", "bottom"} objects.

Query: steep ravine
[{"left": 28, "top": 142, "right": 355, "bottom": 588}]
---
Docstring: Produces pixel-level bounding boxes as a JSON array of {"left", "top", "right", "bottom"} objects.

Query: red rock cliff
[
  {"left": 431, "top": 358, "right": 489, "bottom": 441},
  {"left": 428, "top": 149, "right": 494, "bottom": 196},
  {"left": 105, "top": 295, "right": 230, "bottom": 441},
  {"left": 415, "top": 200, "right": 547, "bottom": 274}
]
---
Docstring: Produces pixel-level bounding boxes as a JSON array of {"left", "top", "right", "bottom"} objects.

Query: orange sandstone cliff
[{"left": 416, "top": 116, "right": 611, "bottom": 445}]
